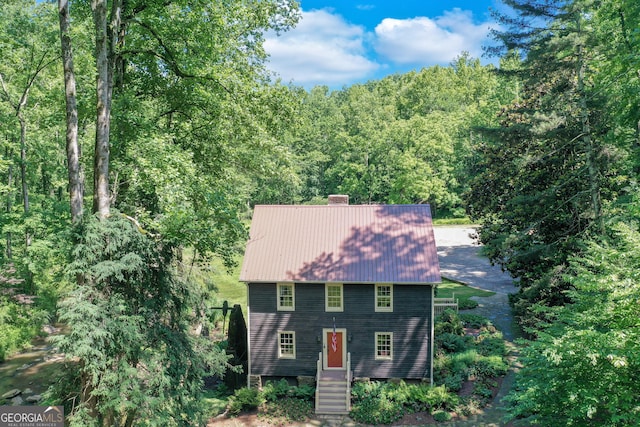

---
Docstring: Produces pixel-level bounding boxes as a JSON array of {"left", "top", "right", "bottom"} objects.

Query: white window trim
[
  {"left": 277, "top": 283, "right": 295, "bottom": 311},
  {"left": 278, "top": 331, "right": 296, "bottom": 359},
  {"left": 375, "top": 332, "right": 393, "bottom": 360},
  {"left": 375, "top": 284, "right": 393, "bottom": 312},
  {"left": 325, "top": 283, "right": 344, "bottom": 312}
]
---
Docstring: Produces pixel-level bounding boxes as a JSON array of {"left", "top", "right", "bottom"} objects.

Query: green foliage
[
  {"left": 434, "top": 309, "right": 464, "bottom": 335},
  {"left": 0, "top": 299, "right": 45, "bottom": 361},
  {"left": 51, "top": 214, "right": 233, "bottom": 426},
  {"left": 469, "top": 0, "right": 640, "bottom": 334},
  {"left": 505, "top": 214, "right": 640, "bottom": 425},
  {"left": 435, "top": 333, "right": 468, "bottom": 353},
  {"left": 459, "top": 313, "right": 492, "bottom": 329},
  {"left": 433, "top": 410, "right": 452, "bottom": 422},
  {"left": 258, "top": 397, "right": 314, "bottom": 423},
  {"left": 350, "top": 381, "right": 458, "bottom": 424},
  {"left": 228, "top": 387, "right": 263, "bottom": 416},
  {"left": 433, "top": 311, "right": 509, "bottom": 407}
]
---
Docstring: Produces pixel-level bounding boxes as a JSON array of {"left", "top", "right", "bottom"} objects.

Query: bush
[
  {"left": 459, "top": 313, "right": 491, "bottom": 329},
  {"left": 471, "top": 356, "right": 509, "bottom": 379},
  {"left": 261, "top": 379, "right": 290, "bottom": 402},
  {"left": 436, "top": 332, "right": 469, "bottom": 353},
  {"left": 350, "top": 381, "right": 459, "bottom": 424},
  {"left": 259, "top": 397, "right": 313, "bottom": 423},
  {"left": 476, "top": 335, "right": 506, "bottom": 357},
  {"left": 350, "top": 395, "right": 404, "bottom": 425},
  {"left": 433, "top": 410, "right": 452, "bottom": 422},
  {"left": 435, "top": 309, "right": 464, "bottom": 335},
  {"left": 227, "top": 388, "right": 263, "bottom": 415},
  {"left": 458, "top": 299, "right": 479, "bottom": 309}
]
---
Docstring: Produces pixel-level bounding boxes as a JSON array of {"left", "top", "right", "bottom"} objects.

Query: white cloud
[
  {"left": 374, "top": 8, "right": 493, "bottom": 65},
  {"left": 264, "top": 9, "right": 379, "bottom": 87}
]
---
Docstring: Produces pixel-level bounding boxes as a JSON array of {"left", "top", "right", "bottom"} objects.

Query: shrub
[
  {"left": 261, "top": 378, "right": 290, "bottom": 402},
  {"left": 458, "top": 299, "right": 479, "bottom": 309},
  {"left": 459, "top": 313, "right": 492, "bottom": 329},
  {"left": 435, "top": 309, "right": 464, "bottom": 335},
  {"left": 350, "top": 381, "right": 459, "bottom": 424},
  {"left": 350, "top": 395, "right": 404, "bottom": 425},
  {"left": 436, "top": 332, "right": 468, "bottom": 353},
  {"left": 433, "top": 410, "right": 452, "bottom": 422},
  {"left": 476, "top": 335, "right": 506, "bottom": 357},
  {"left": 259, "top": 397, "right": 313, "bottom": 423},
  {"left": 471, "top": 356, "right": 509, "bottom": 379},
  {"left": 442, "top": 372, "right": 464, "bottom": 392},
  {"left": 227, "top": 387, "right": 263, "bottom": 415}
]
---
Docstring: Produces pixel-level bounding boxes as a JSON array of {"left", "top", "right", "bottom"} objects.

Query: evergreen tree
[{"left": 467, "top": 0, "right": 638, "bottom": 330}]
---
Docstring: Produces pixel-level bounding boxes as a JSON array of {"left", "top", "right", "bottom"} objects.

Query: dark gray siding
[{"left": 248, "top": 283, "right": 433, "bottom": 379}]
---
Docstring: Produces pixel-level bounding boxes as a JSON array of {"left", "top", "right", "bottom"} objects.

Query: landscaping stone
[
  {"left": 11, "top": 396, "right": 24, "bottom": 406},
  {"left": 26, "top": 394, "right": 42, "bottom": 403},
  {"left": 2, "top": 389, "right": 21, "bottom": 399}
]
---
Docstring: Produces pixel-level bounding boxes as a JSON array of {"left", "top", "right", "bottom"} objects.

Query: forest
[{"left": 0, "top": 0, "right": 639, "bottom": 425}]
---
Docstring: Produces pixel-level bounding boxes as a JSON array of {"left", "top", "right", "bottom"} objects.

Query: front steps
[{"left": 315, "top": 370, "right": 350, "bottom": 415}]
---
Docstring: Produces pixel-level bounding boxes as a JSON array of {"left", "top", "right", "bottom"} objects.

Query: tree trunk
[
  {"left": 92, "top": 0, "right": 111, "bottom": 218},
  {"left": 59, "top": 0, "right": 84, "bottom": 223},
  {"left": 5, "top": 146, "right": 12, "bottom": 259},
  {"left": 576, "top": 21, "right": 603, "bottom": 234},
  {"left": 18, "top": 115, "right": 31, "bottom": 249}
]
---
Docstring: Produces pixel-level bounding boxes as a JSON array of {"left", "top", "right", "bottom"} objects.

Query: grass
[
  {"left": 436, "top": 278, "right": 495, "bottom": 307},
  {"left": 432, "top": 217, "right": 474, "bottom": 225}
]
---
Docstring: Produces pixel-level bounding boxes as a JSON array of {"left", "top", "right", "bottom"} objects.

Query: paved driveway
[{"left": 433, "top": 225, "right": 520, "bottom": 341}]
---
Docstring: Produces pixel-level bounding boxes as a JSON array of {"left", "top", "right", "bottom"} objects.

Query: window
[
  {"left": 277, "top": 283, "right": 295, "bottom": 311},
  {"left": 375, "top": 332, "right": 393, "bottom": 360},
  {"left": 278, "top": 331, "right": 296, "bottom": 359},
  {"left": 375, "top": 284, "right": 393, "bottom": 312},
  {"left": 325, "top": 283, "right": 343, "bottom": 312}
]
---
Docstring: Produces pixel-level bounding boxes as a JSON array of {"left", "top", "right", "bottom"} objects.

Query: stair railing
[
  {"left": 315, "top": 352, "right": 322, "bottom": 412},
  {"left": 346, "top": 352, "right": 351, "bottom": 411}
]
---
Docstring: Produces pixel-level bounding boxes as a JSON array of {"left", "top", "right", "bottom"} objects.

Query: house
[{"left": 239, "top": 195, "right": 441, "bottom": 414}]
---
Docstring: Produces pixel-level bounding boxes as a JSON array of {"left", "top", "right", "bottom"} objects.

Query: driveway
[{"left": 434, "top": 225, "right": 520, "bottom": 343}]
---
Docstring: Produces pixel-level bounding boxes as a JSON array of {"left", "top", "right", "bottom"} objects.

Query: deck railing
[{"left": 434, "top": 293, "right": 459, "bottom": 318}]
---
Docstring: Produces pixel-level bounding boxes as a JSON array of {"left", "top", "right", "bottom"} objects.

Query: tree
[
  {"left": 505, "top": 204, "right": 640, "bottom": 425},
  {"left": 50, "top": 1, "right": 302, "bottom": 424},
  {"left": 58, "top": 0, "right": 83, "bottom": 223},
  {"left": 53, "top": 214, "right": 233, "bottom": 426},
  {"left": 0, "top": 1, "right": 59, "bottom": 246},
  {"left": 467, "top": 0, "right": 638, "bottom": 328}
]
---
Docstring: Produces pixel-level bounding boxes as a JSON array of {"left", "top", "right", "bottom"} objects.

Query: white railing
[
  {"left": 434, "top": 293, "right": 459, "bottom": 318},
  {"left": 315, "top": 352, "right": 322, "bottom": 413},
  {"left": 346, "top": 352, "right": 351, "bottom": 411}
]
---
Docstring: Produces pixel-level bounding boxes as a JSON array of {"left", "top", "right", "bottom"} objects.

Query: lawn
[{"left": 436, "top": 278, "right": 495, "bottom": 308}]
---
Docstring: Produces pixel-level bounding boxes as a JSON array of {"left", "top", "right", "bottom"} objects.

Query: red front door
[{"left": 327, "top": 331, "right": 343, "bottom": 368}]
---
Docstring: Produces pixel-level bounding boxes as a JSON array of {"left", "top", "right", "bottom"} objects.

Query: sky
[{"left": 264, "top": 0, "right": 502, "bottom": 89}]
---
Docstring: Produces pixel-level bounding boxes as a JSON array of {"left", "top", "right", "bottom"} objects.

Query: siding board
[{"left": 249, "top": 282, "right": 432, "bottom": 379}]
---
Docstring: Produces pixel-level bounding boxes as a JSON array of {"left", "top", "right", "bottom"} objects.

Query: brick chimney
[{"left": 328, "top": 195, "right": 349, "bottom": 205}]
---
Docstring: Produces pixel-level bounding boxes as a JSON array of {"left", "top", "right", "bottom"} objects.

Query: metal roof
[{"left": 239, "top": 204, "right": 441, "bottom": 284}]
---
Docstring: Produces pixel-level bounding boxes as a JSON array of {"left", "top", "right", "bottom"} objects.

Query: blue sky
[{"left": 264, "top": 0, "right": 502, "bottom": 89}]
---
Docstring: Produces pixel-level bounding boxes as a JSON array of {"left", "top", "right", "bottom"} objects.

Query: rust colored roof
[{"left": 240, "top": 204, "right": 441, "bottom": 284}]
